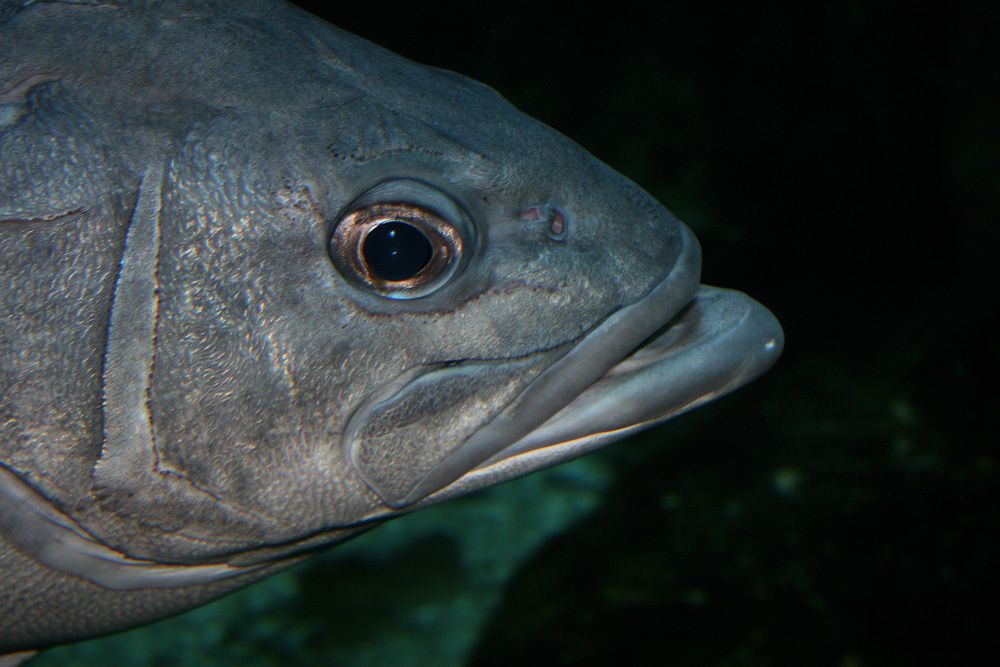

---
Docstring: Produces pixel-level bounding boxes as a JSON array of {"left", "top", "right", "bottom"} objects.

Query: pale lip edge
[{"left": 407, "top": 284, "right": 784, "bottom": 512}]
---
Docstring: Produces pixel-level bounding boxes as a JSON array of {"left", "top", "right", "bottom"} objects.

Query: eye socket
[{"left": 329, "top": 181, "right": 469, "bottom": 299}]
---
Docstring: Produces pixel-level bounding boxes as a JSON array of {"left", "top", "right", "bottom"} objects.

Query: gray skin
[{"left": 0, "top": 0, "right": 783, "bottom": 655}]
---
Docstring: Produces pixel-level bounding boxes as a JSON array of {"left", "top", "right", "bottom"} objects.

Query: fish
[{"left": 0, "top": 0, "right": 782, "bottom": 656}]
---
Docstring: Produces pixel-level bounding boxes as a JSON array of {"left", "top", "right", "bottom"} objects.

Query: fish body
[{"left": 0, "top": 0, "right": 781, "bottom": 652}]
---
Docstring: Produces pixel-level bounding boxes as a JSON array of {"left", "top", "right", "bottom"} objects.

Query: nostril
[{"left": 518, "top": 204, "right": 570, "bottom": 242}]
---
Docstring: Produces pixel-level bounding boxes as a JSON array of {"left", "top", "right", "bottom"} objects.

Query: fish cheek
[{"left": 347, "top": 354, "right": 550, "bottom": 506}]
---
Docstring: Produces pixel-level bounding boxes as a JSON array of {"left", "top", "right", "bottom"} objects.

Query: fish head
[
  {"left": 170, "top": 39, "right": 778, "bottom": 540},
  {"left": 80, "top": 11, "right": 782, "bottom": 563}
]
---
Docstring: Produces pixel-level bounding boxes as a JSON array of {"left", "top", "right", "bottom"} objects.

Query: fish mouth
[
  {"left": 352, "top": 223, "right": 783, "bottom": 510},
  {"left": 488, "top": 284, "right": 784, "bottom": 461}
]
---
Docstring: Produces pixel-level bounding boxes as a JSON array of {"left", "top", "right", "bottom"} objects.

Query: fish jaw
[{"left": 413, "top": 280, "right": 784, "bottom": 511}]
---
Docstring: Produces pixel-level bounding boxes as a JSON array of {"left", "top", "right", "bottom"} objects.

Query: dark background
[
  {"left": 33, "top": 1, "right": 998, "bottom": 665},
  {"left": 324, "top": 2, "right": 1000, "bottom": 664}
]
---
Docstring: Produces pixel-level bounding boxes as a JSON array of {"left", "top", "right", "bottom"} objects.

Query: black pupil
[{"left": 362, "top": 221, "right": 433, "bottom": 281}]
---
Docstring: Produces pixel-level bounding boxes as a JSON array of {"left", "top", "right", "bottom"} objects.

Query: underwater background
[{"left": 29, "top": 0, "right": 997, "bottom": 664}]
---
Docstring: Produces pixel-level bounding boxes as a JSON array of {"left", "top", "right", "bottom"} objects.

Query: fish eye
[
  {"left": 329, "top": 180, "right": 470, "bottom": 299},
  {"left": 362, "top": 219, "right": 433, "bottom": 281}
]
